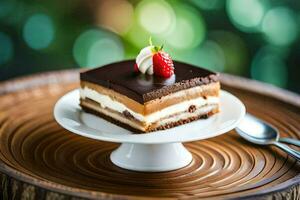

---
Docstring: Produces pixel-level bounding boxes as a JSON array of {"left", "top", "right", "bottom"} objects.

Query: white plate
[{"left": 54, "top": 89, "right": 245, "bottom": 144}]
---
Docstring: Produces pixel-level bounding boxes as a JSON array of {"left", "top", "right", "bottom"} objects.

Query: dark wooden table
[{"left": 0, "top": 70, "right": 299, "bottom": 200}]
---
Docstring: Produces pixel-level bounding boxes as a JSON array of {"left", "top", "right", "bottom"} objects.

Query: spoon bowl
[
  {"left": 236, "top": 114, "right": 300, "bottom": 161},
  {"left": 236, "top": 114, "right": 279, "bottom": 145}
]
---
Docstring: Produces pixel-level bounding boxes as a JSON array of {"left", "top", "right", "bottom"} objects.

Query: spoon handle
[
  {"left": 273, "top": 142, "right": 300, "bottom": 161},
  {"left": 279, "top": 138, "right": 300, "bottom": 147}
]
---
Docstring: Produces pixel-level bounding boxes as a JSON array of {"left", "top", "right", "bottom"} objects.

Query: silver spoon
[{"left": 236, "top": 114, "right": 300, "bottom": 161}]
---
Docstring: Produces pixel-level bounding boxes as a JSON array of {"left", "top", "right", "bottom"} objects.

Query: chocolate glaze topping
[{"left": 80, "top": 60, "right": 219, "bottom": 103}]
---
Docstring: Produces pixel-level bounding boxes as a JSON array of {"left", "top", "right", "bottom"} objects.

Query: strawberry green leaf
[
  {"left": 149, "top": 37, "right": 164, "bottom": 53},
  {"left": 149, "top": 36, "right": 153, "bottom": 46},
  {"left": 160, "top": 44, "right": 164, "bottom": 51}
]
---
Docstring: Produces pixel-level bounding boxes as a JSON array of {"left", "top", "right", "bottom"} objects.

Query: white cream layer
[
  {"left": 80, "top": 86, "right": 219, "bottom": 124},
  {"left": 157, "top": 105, "right": 217, "bottom": 126}
]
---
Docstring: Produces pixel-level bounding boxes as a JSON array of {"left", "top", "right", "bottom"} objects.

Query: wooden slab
[{"left": 0, "top": 71, "right": 300, "bottom": 199}]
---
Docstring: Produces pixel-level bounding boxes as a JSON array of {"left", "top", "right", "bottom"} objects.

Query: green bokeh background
[{"left": 0, "top": 0, "right": 299, "bottom": 94}]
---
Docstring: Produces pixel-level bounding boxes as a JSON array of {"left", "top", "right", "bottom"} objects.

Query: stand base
[{"left": 110, "top": 143, "right": 193, "bottom": 172}]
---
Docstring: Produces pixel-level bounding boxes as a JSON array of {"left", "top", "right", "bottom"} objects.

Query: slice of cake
[{"left": 80, "top": 41, "right": 220, "bottom": 133}]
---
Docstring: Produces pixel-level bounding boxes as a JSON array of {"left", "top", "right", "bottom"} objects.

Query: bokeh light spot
[
  {"left": 227, "top": 0, "right": 265, "bottom": 32},
  {"left": 136, "top": 0, "right": 175, "bottom": 34},
  {"left": 23, "top": 13, "right": 55, "bottom": 50},
  {"left": 262, "top": 7, "right": 298, "bottom": 46},
  {"left": 167, "top": 18, "right": 194, "bottom": 49},
  {"left": 251, "top": 46, "right": 288, "bottom": 87},
  {"left": 73, "top": 29, "right": 124, "bottom": 68},
  {"left": 195, "top": 41, "right": 225, "bottom": 72},
  {"left": 0, "top": 32, "right": 13, "bottom": 65},
  {"left": 125, "top": 22, "right": 150, "bottom": 48},
  {"left": 173, "top": 40, "right": 224, "bottom": 72},
  {"left": 210, "top": 31, "right": 248, "bottom": 74},
  {"left": 87, "top": 39, "right": 124, "bottom": 67},
  {"left": 96, "top": 0, "right": 134, "bottom": 35},
  {"left": 165, "top": 5, "right": 206, "bottom": 50}
]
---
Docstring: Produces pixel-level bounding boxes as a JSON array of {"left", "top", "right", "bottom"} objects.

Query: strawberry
[
  {"left": 134, "top": 63, "right": 139, "bottom": 72},
  {"left": 149, "top": 38, "right": 174, "bottom": 78},
  {"left": 135, "top": 37, "right": 174, "bottom": 78},
  {"left": 153, "top": 51, "right": 174, "bottom": 78}
]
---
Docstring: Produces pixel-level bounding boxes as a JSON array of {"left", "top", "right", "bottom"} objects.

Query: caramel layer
[{"left": 80, "top": 81, "right": 220, "bottom": 115}]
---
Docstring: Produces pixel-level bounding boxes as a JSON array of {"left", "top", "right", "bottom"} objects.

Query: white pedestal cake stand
[{"left": 54, "top": 90, "right": 245, "bottom": 172}]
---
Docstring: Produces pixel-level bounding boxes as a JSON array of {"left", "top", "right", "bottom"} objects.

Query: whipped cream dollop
[{"left": 135, "top": 46, "right": 154, "bottom": 75}]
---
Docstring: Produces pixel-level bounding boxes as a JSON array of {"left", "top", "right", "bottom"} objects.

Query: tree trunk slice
[{"left": 0, "top": 70, "right": 300, "bottom": 200}]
